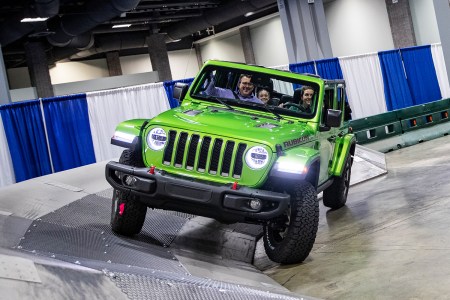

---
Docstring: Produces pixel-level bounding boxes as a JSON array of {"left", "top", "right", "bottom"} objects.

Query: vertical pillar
[
  {"left": 239, "top": 26, "right": 256, "bottom": 65},
  {"left": 385, "top": 0, "right": 416, "bottom": 48},
  {"left": 0, "top": 45, "right": 11, "bottom": 104},
  {"left": 277, "top": 0, "right": 332, "bottom": 63},
  {"left": 194, "top": 43, "right": 203, "bottom": 69},
  {"left": 24, "top": 41, "right": 54, "bottom": 98},
  {"left": 146, "top": 33, "right": 172, "bottom": 82},
  {"left": 433, "top": 0, "right": 450, "bottom": 86},
  {"left": 106, "top": 51, "right": 122, "bottom": 76}
]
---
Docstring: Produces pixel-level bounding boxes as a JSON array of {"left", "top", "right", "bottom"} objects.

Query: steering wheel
[{"left": 283, "top": 102, "right": 303, "bottom": 110}]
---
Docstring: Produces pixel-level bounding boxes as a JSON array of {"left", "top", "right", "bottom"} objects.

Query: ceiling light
[
  {"left": 112, "top": 24, "right": 132, "bottom": 28},
  {"left": 244, "top": 12, "right": 254, "bottom": 17},
  {"left": 21, "top": 17, "right": 48, "bottom": 23}
]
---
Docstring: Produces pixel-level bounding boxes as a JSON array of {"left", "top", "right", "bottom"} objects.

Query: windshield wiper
[
  {"left": 204, "top": 95, "right": 235, "bottom": 110},
  {"left": 262, "top": 105, "right": 284, "bottom": 120}
]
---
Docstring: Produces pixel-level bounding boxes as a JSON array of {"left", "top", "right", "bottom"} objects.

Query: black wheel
[
  {"left": 263, "top": 181, "right": 319, "bottom": 264},
  {"left": 323, "top": 154, "right": 352, "bottom": 209},
  {"left": 111, "top": 149, "right": 147, "bottom": 236}
]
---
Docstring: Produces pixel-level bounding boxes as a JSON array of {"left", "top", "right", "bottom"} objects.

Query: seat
[
  {"left": 280, "top": 95, "right": 293, "bottom": 105},
  {"left": 292, "top": 88, "right": 303, "bottom": 104},
  {"left": 268, "top": 97, "right": 280, "bottom": 106}
]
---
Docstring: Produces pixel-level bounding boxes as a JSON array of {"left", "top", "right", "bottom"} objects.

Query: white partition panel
[
  {"left": 86, "top": 82, "right": 171, "bottom": 162},
  {"left": 339, "top": 53, "right": 388, "bottom": 119}
]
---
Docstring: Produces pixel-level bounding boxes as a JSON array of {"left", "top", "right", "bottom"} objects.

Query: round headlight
[
  {"left": 147, "top": 127, "right": 167, "bottom": 150},
  {"left": 245, "top": 146, "right": 269, "bottom": 169}
]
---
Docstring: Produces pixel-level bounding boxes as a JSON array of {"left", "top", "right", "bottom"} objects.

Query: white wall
[
  {"left": 409, "top": 0, "right": 440, "bottom": 46},
  {"left": 325, "top": 0, "right": 394, "bottom": 57},
  {"left": 200, "top": 33, "right": 245, "bottom": 63},
  {"left": 250, "top": 16, "right": 289, "bottom": 67},
  {"left": 120, "top": 54, "right": 152, "bottom": 75},
  {"left": 168, "top": 49, "right": 200, "bottom": 79},
  {"left": 49, "top": 59, "right": 109, "bottom": 84}
]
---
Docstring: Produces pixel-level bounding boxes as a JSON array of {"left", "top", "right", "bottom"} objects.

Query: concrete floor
[
  {"left": 1, "top": 134, "right": 449, "bottom": 299},
  {"left": 263, "top": 134, "right": 450, "bottom": 299}
]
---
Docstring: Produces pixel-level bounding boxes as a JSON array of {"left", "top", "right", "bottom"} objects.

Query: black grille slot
[
  {"left": 186, "top": 135, "right": 200, "bottom": 170},
  {"left": 209, "top": 139, "right": 223, "bottom": 174},
  {"left": 221, "top": 141, "right": 235, "bottom": 176},
  {"left": 174, "top": 132, "right": 188, "bottom": 167},
  {"left": 197, "top": 137, "right": 211, "bottom": 172},
  {"left": 233, "top": 143, "right": 247, "bottom": 178},
  {"left": 163, "top": 130, "right": 177, "bottom": 165}
]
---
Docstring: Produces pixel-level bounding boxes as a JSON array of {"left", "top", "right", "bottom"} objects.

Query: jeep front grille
[{"left": 163, "top": 130, "right": 247, "bottom": 179}]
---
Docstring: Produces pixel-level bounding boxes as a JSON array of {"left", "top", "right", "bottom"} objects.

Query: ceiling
[{"left": 0, "top": 0, "right": 279, "bottom": 69}]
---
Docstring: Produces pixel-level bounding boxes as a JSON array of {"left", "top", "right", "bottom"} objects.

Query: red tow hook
[
  {"left": 119, "top": 203, "right": 125, "bottom": 215},
  {"left": 231, "top": 181, "right": 238, "bottom": 190},
  {"left": 149, "top": 166, "right": 155, "bottom": 175}
]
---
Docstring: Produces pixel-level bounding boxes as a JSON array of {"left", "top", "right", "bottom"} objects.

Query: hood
[{"left": 150, "top": 105, "right": 316, "bottom": 150}]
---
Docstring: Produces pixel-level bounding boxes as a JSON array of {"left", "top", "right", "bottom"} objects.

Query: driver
[{"left": 206, "top": 74, "right": 263, "bottom": 104}]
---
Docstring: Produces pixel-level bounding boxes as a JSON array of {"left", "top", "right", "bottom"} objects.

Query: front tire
[
  {"left": 323, "top": 154, "right": 352, "bottom": 209},
  {"left": 110, "top": 149, "right": 147, "bottom": 236},
  {"left": 263, "top": 181, "right": 319, "bottom": 264}
]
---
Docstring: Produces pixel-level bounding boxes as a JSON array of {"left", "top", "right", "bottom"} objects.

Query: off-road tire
[
  {"left": 111, "top": 149, "right": 147, "bottom": 236},
  {"left": 263, "top": 181, "right": 319, "bottom": 264},
  {"left": 323, "top": 154, "right": 352, "bottom": 209}
]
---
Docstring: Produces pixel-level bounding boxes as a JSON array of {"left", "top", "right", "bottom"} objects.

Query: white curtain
[
  {"left": 431, "top": 43, "right": 450, "bottom": 99},
  {"left": 86, "top": 82, "right": 171, "bottom": 162},
  {"left": 339, "top": 53, "right": 388, "bottom": 119},
  {"left": 0, "top": 116, "right": 15, "bottom": 187},
  {"left": 269, "top": 64, "right": 295, "bottom": 95}
]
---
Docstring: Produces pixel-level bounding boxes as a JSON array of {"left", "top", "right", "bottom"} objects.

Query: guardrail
[{"left": 350, "top": 98, "right": 450, "bottom": 152}]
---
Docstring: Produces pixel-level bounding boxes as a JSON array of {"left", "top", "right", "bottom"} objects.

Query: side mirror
[
  {"left": 173, "top": 82, "right": 189, "bottom": 103},
  {"left": 325, "top": 109, "right": 342, "bottom": 128}
]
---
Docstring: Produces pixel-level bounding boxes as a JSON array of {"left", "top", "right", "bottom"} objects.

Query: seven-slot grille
[{"left": 163, "top": 130, "right": 247, "bottom": 178}]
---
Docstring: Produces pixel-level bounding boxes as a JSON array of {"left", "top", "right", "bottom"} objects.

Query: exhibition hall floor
[{"left": 1, "top": 135, "right": 449, "bottom": 299}]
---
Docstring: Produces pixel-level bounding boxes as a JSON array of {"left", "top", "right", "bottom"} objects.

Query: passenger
[
  {"left": 257, "top": 88, "right": 271, "bottom": 105},
  {"left": 206, "top": 74, "right": 263, "bottom": 104},
  {"left": 279, "top": 86, "right": 314, "bottom": 113}
]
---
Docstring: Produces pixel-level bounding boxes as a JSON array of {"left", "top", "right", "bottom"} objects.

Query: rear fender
[{"left": 330, "top": 134, "right": 356, "bottom": 176}]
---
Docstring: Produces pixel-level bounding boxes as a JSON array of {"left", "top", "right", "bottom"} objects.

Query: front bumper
[{"left": 105, "top": 161, "right": 290, "bottom": 223}]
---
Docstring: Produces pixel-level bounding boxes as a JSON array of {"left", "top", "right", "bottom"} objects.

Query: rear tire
[
  {"left": 323, "top": 154, "right": 352, "bottom": 209},
  {"left": 263, "top": 181, "right": 319, "bottom": 264},
  {"left": 110, "top": 149, "right": 147, "bottom": 236}
]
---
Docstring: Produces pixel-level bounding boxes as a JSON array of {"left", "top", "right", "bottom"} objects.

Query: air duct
[
  {"left": 163, "top": 0, "right": 276, "bottom": 42},
  {"left": 0, "top": 0, "right": 60, "bottom": 46},
  {"left": 47, "top": 0, "right": 141, "bottom": 47}
]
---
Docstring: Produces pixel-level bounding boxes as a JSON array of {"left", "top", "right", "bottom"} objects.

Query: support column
[
  {"left": 24, "top": 41, "right": 54, "bottom": 98},
  {"left": 239, "top": 26, "right": 256, "bottom": 65},
  {"left": 385, "top": 0, "right": 416, "bottom": 48},
  {"left": 0, "top": 45, "right": 11, "bottom": 104},
  {"left": 106, "top": 51, "right": 122, "bottom": 76},
  {"left": 433, "top": 0, "right": 450, "bottom": 87},
  {"left": 146, "top": 33, "right": 172, "bottom": 82},
  {"left": 277, "top": 0, "right": 332, "bottom": 63},
  {"left": 194, "top": 43, "right": 203, "bottom": 69}
]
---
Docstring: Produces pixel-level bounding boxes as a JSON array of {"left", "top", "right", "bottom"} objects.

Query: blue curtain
[
  {"left": 400, "top": 45, "right": 442, "bottom": 105},
  {"left": 163, "top": 77, "right": 195, "bottom": 108},
  {"left": 378, "top": 50, "right": 414, "bottom": 110},
  {"left": 0, "top": 100, "right": 52, "bottom": 182},
  {"left": 289, "top": 61, "right": 316, "bottom": 75},
  {"left": 42, "top": 94, "right": 96, "bottom": 172},
  {"left": 315, "top": 58, "right": 344, "bottom": 80}
]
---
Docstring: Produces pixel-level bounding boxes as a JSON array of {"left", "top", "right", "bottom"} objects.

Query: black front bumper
[{"left": 105, "top": 161, "right": 290, "bottom": 223}]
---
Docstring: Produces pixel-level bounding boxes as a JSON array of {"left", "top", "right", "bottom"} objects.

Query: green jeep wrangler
[{"left": 105, "top": 60, "right": 355, "bottom": 264}]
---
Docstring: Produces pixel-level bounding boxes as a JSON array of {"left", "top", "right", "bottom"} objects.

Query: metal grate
[{"left": 163, "top": 131, "right": 247, "bottom": 179}]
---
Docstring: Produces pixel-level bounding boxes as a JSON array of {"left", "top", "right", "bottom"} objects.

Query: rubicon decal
[{"left": 283, "top": 136, "right": 310, "bottom": 148}]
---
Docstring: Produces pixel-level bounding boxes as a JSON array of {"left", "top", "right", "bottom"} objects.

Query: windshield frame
[{"left": 189, "top": 65, "right": 322, "bottom": 120}]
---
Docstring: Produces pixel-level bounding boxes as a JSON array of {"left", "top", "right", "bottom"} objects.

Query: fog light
[
  {"left": 124, "top": 175, "right": 136, "bottom": 186},
  {"left": 249, "top": 199, "right": 262, "bottom": 210}
]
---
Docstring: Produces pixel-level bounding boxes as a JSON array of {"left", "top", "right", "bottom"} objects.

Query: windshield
[{"left": 191, "top": 66, "right": 320, "bottom": 119}]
